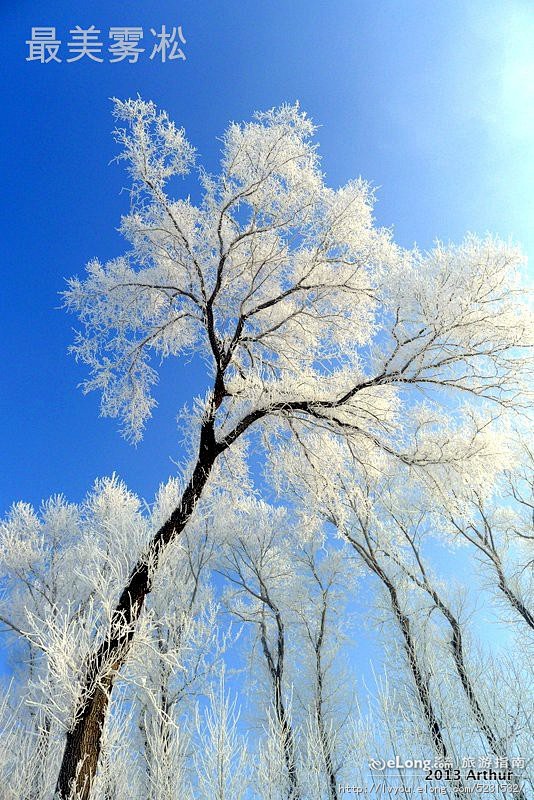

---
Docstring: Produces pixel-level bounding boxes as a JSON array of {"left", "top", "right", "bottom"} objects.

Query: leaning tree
[{"left": 37, "top": 97, "right": 531, "bottom": 797}]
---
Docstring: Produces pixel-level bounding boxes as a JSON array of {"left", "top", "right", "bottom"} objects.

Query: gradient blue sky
[{"left": 1, "top": 0, "right": 533, "bottom": 513}]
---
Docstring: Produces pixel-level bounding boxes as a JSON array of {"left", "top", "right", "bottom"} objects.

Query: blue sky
[{"left": 1, "top": 0, "right": 533, "bottom": 513}]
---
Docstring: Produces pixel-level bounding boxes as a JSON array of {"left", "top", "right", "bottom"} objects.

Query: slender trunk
[
  {"left": 435, "top": 607, "right": 526, "bottom": 800},
  {"left": 402, "top": 568, "right": 510, "bottom": 759},
  {"left": 389, "top": 555, "right": 528, "bottom": 799},
  {"left": 275, "top": 683, "right": 300, "bottom": 800},
  {"left": 138, "top": 711, "right": 153, "bottom": 800},
  {"left": 260, "top": 609, "right": 300, "bottom": 800},
  {"left": 315, "top": 671, "right": 337, "bottom": 800},
  {"left": 344, "top": 536, "right": 460, "bottom": 794},
  {"left": 440, "top": 606, "right": 527, "bottom": 800},
  {"left": 56, "top": 424, "right": 219, "bottom": 800},
  {"left": 385, "top": 582, "right": 447, "bottom": 755},
  {"left": 494, "top": 563, "right": 534, "bottom": 630},
  {"left": 385, "top": 584, "right": 464, "bottom": 800},
  {"left": 385, "top": 520, "right": 528, "bottom": 797},
  {"left": 428, "top": 593, "right": 504, "bottom": 752},
  {"left": 314, "top": 601, "right": 337, "bottom": 800},
  {"left": 385, "top": 536, "right": 527, "bottom": 800}
]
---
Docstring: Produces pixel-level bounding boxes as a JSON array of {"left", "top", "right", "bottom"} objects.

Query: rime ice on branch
[{"left": 51, "top": 98, "right": 532, "bottom": 797}]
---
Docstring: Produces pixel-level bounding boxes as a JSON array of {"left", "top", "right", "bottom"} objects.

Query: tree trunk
[
  {"left": 56, "top": 423, "right": 220, "bottom": 799},
  {"left": 385, "top": 583, "right": 446, "bottom": 755},
  {"left": 385, "top": 584, "right": 465, "bottom": 799},
  {"left": 494, "top": 563, "right": 534, "bottom": 629},
  {"left": 260, "top": 610, "right": 300, "bottom": 800},
  {"left": 315, "top": 602, "right": 338, "bottom": 800},
  {"left": 344, "top": 536, "right": 462, "bottom": 796},
  {"left": 275, "top": 684, "right": 300, "bottom": 800},
  {"left": 56, "top": 682, "right": 111, "bottom": 800},
  {"left": 420, "top": 585, "right": 527, "bottom": 800},
  {"left": 446, "top": 613, "right": 527, "bottom": 800},
  {"left": 315, "top": 687, "right": 337, "bottom": 800}
]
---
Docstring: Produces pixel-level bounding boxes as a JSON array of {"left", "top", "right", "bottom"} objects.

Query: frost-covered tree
[
  {"left": 0, "top": 477, "right": 150, "bottom": 799},
  {"left": 8, "top": 96, "right": 528, "bottom": 796},
  {"left": 269, "top": 425, "right": 532, "bottom": 798},
  {"left": 125, "top": 516, "right": 227, "bottom": 800},
  {"left": 1, "top": 473, "right": 532, "bottom": 798},
  {"left": 193, "top": 677, "right": 250, "bottom": 800},
  {"left": 0, "top": 477, "right": 227, "bottom": 799},
  {"left": 435, "top": 439, "right": 533, "bottom": 630},
  {"left": 219, "top": 500, "right": 356, "bottom": 800},
  {"left": 291, "top": 542, "right": 355, "bottom": 800},
  {"left": 371, "top": 489, "right": 529, "bottom": 799},
  {"left": 219, "top": 504, "right": 302, "bottom": 799}
]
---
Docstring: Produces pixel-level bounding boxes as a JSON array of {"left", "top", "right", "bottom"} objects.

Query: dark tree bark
[
  {"left": 381, "top": 579, "right": 466, "bottom": 800},
  {"left": 54, "top": 365, "right": 378, "bottom": 797},
  {"left": 342, "top": 531, "right": 464, "bottom": 799},
  {"left": 259, "top": 599, "right": 301, "bottom": 800},
  {"left": 494, "top": 562, "right": 534, "bottom": 630},
  {"left": 313, "top": 590, "right": 338, "bottom": 800},
  {"left": 378, "top": 521, "right": 529, "bottom": 800},
  {"left": 449, "top": 509, "right": 534, "bottom": 631},
  {"left": 417, "top": 578, "right": 527, "bottom": 800},
  {"left": 383, "top": 580, "right": 447, "bottom": 756},
  {"left": 56, "top": 422, "right": 221, "bottom": 800}
]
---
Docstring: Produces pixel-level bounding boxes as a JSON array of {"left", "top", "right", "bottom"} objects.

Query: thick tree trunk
[
  {"left": 56, "top": 423, "right": 220, "bottom": 799},
  {"left": 56, "top": 682, "right": 112, "bottom": 800}
]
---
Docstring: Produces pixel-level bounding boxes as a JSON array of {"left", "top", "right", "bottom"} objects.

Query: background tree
[
  {"left": 269, "top": 423, "right": 532, "bottom": 798},
  {"left": 219, "top": 499, "right": 358, "bottom": 800},
  {"left": 435, "top": 442, "right": 533, "bottom": 630},
  {"left": 219, "top": 503, "right": 302, "bottom": 800}
]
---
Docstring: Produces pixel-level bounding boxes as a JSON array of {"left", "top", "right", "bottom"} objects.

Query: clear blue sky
[{"left": 1, "top": 0, "right": 533, "bottom": 512}]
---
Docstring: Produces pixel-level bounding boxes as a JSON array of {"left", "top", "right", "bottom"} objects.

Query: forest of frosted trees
[{"left": 0, "top": 100, "right": 532, "bottom": 800}]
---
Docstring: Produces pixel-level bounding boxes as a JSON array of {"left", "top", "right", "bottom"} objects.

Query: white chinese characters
[
  {"left": 25, "top": 28, "right": 61, "bottom": 63},
  {"left": 67, "top": 25, "right": 104, "bottom": 63},
  {"left": 149, "top": 25, "right": 186, "bottom": 62},
  {"left": 26, "top": 26, "right": 186, "bottom": 63},
  {"left": 109, "top": 28, "right": 144, "bottom": 63}
]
